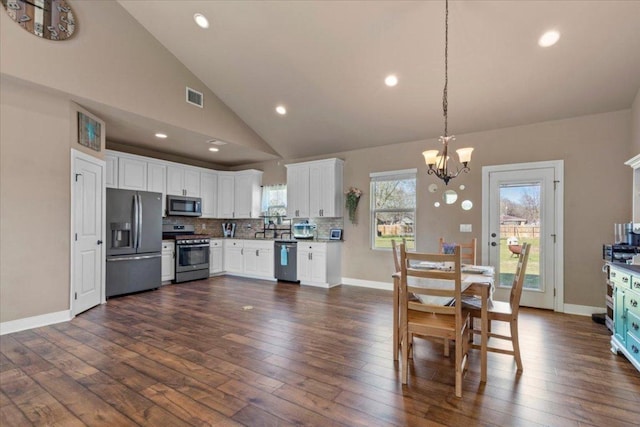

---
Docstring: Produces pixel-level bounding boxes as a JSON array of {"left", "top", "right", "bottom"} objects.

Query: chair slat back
[
  {"left": 439, "top": 237, "right": 477, "bottom": 265},
  {"left": 391, "top": 239, "right": 404, "bottom": 273},
  {"left": 400, "top": 245, "right": 462, "bottom": 317},
  {"left": 509, "top": 242, "right": 531, "bottom": 314}
]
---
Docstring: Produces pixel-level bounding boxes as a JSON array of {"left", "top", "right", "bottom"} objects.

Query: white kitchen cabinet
[
  {"left": 118, "top": 156, "right": 147, "bottom": 191},
  {"left": 234, "top": 170, "right": 263, "bottom": 219},
  {"left": 297, "top": 242, "right": 342, "bottom": 288},
  {"left": 223, "top": 239, "right": 244, "bottom": 274},
  {"left": 243, "top": 240, "right": 274, "bottom": 279},
  {"left": 105, "top": 153, "right": 118, "bottom": 188},
  {"left": 201, "top": 171, "right": 218, "bottom": 218},
  {"left": 209, "top": 239, "right": 223, "bottom": 275},
  {"left": 223, "top": 239, "right": 274, "bottom": 280},
  {"left": 286, "top": 158, "right": 343, "bottom": 218},
  {"left": 217, "top": 170, "right": 263, "bottom": 219},
  {"left": 167, "top": 165, "right": 201, "bottom": 197},
  {"left": 286, "top": 164, "right": 310, "bottom": 218},
  {"left": 217, "top": 172, "right": 235, "bottom": 218},
  {"left": 161, "top": 241, "right": 175, "bottom": 283},
  {"left": 147, "top": 161, "right": 167, "bottom": 216}
]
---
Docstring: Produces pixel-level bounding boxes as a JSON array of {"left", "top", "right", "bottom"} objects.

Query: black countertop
[{"left": 608, "top": 261, "right": 640, "bottom": 274}]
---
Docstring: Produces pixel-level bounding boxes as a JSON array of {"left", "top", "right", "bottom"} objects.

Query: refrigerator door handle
[
  {"left": 132, "top": 194, "right": 139, "bottom": 250},
  {"left": 107, "top": 254, "right": 161, "bottom": 262},
  {"left": 137, "top": 193, "right": 143, "bottom": 249}
]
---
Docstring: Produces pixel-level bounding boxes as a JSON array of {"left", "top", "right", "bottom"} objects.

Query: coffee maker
[{"left": 222, "top": 223, "right": 236, "bottom": 238}]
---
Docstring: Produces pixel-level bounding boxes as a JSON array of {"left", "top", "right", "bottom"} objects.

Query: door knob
[
  {"left": 97, "top": 240, "right": 103, "bottom": 245},
  {"left": 491, "top": 242, "right": 497, "bottom": 247},
  {"left": 491, "top": 233, "right": 497, "bottom": 238}
]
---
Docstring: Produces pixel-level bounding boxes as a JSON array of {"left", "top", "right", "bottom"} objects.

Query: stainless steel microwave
[{"left": 166, "top": 195, "right": 202, "bottom": 217}]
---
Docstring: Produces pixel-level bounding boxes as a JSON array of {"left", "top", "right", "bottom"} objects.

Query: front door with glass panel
[{"left": 483, "top": 162, "right": 562, "bottom": 310}]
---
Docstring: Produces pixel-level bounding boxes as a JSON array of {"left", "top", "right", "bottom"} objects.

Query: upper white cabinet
[
  {"left": 167, "top": 165, "right": 200, "bottom": 197},
  {"left": 286, "top": 158, "right": 344, "bottom": 218},
  {"left": 217, "top": 172, "right": 235, "bottom": 218},
  {"left": 201, "top": 171, "right": 218, "bottom": 218},
  {"left": 105, "top": 153, "right": 118, "bottom": 188},
  {"left": 234, "top": 170, "right": 263, "bottom": 219},
  {"left": 147, "top": 162, "right": 167, "bottom": 216},
  {"left": 286, "top": 164, "right": 310, "bottom": 218},
  {"left": 118, "top": 156, "right": 147, "bottom": 191},
  {"left": 217, "top": 170, "right": 263, "bottom": 219}
]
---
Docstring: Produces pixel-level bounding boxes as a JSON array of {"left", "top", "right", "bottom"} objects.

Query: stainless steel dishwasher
[{"left": 274, "top": 240, "right": 298, "bottom": 282}]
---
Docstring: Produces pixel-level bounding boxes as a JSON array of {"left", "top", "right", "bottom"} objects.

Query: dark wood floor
[{"left": 1, "top": 276, "right": 639, "bottom": 426}]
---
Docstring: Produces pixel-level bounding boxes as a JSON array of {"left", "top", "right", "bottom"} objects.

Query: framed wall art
[{"left": 77, "top": 111, "right": 101, "bottom": 152}]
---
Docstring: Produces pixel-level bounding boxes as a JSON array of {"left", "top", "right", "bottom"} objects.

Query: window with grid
[
  {"left": 261, "top": 184, "right": 287, "bottom": 217},
  {"left": 370, "top": 169, "right": 417, "bottom": 250}
]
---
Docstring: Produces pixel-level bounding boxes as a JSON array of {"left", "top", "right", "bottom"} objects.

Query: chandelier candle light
[{"left": 422, "top": 0, "right": 473, "bottom": 185}]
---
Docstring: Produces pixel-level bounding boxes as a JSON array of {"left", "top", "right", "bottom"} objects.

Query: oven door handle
[{"left": 178, "top": 243, "right": 210, "bottom": 248}]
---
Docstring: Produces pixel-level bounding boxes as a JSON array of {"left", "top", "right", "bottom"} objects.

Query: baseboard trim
[
  {"left": 563, "top": 304, "right": 606, "bottom": 316},
  {"left": 341, "top": 277, "right": 393, "bottom": 291},
  {"left": 0, "top": 310, "right": 72, "bottom": 336}
]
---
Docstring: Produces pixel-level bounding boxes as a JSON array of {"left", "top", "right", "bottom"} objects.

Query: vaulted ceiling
[{"left": 110, "top": 1, "right": 640, "bottom": 164}]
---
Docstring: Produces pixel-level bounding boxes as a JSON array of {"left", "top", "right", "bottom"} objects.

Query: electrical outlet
[
  {"left": 460, "top": 224, "right": 472, "bottom": 232},
  {"left": 201, "top": 223, "right": 205, "bottom": 229}
]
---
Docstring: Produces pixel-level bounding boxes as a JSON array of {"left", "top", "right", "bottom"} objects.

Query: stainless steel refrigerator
[{"left": 106, "top": 188, "right": 162, "bottom": 297}]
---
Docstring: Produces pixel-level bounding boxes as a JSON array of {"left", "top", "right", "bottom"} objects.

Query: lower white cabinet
[
  {"left": 244, "top": 241, "right": 274, "bottom": 279},
  {"left": 297, "top": 242, "right": 342, "bottom": 287},
  {"left": 209, "top": 239, "right": 223, "bottom": 275},
  {"left": 223, "top": 239, "right": 275, "bottom": 280},
  {"left": 161, "top": 241, "right": 175, "bottom": 283}
]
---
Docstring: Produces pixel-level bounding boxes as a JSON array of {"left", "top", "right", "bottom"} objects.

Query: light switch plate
[{"left": 460, "top": 224, "right": 472, "bottom": 232}]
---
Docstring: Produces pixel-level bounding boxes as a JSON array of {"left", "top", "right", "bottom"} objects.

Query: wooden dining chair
[
  {"left": 464, "top": 242, "right": 531, "bottom": 372},
  {"left": 399, "top": 245, "right": 470, "bottom": 397},
  {"left": 439, "top": 237, "right": 477, "bottom": 265}
]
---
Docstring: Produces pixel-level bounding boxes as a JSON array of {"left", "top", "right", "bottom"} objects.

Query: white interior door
[
  {"left": 72, "top": 152, "right": 104, "bottom": 315},
  {"left": 482, "top": 161, "right": 563, "bottom": 310}
]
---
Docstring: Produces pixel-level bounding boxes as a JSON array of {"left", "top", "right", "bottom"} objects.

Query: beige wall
[
  {"left": 0, "top": 0, "right": 275, "bottom": 157},
  {"left": 0, "top": 77, "right": 107, "bottom": 322},
  {"left": 248, "top": 110, "right": 632, "bottom": 308},
  {"left": 631, "top": 89, "right": 640, "bottom": 156}
]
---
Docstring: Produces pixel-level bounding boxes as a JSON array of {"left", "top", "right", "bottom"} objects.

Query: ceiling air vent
[{"left": 186, "top": 87, "right": 204, "bottom": 108}]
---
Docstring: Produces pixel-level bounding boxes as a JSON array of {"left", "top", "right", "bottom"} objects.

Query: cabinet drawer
[
  {"left": 299, "top": 242, "right": 327, "bottom": 253},
  {"left": 162, "top": 241, "right": 175, "bottom": 251},
  {"left": 627, "top": 309, "right": 640, "bottom": 341},
  {"left": 210, "top": 240, "right": 222, "bottom": 248},
  {"left": 626, "top": 331, "right": 640, "bottom": 363},
  {"left": 223, "top": 239, "right": 244, "bottom": 248},
  {"left": 610, "top": 268, "right": 631, "bottom": 288}
]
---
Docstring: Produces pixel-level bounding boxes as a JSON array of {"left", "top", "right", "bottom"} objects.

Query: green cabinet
[{"left": 610, "top": 264, "right": 640, "bottom": 371}]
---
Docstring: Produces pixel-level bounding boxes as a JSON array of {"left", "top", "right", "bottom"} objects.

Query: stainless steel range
[{"left": 163, "top": 225, "right": 210, "bottom": 283}]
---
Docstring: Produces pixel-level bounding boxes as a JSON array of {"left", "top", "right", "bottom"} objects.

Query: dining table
[{"left": 392, "top": 264, "right": 494, "bottom": 383}]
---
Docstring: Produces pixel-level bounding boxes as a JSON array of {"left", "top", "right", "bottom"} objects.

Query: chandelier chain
[{"left": 443, "top": 0, "right": 449, "bottom": 137}]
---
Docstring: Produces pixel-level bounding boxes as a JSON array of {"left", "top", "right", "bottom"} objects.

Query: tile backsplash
[{"left": 163, "top": 216, "right": 344, "bottom": 239}]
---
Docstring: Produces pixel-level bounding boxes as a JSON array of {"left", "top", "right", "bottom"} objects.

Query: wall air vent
[{"left": 186, "top": 87, "right": 204, "bottom": 108}]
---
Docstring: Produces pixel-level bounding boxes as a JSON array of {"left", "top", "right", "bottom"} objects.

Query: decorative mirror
[
  {"left": 428, "top": 183, "right": 438, "bottom": 193},
  {"left": 2, "top": 0, "right": 76, "bottom": 41},
  {"left": 459, "top": 184, "right": 466, "bottom": 190},
  {"left": 434, "top": 202, "right": 441, "bottom": 208},
  {"left": 443, "top": 190, "right": 458, "bottom": 205},
  {"left": 461, "top": 200, "right": 473, "bottom": 211}
]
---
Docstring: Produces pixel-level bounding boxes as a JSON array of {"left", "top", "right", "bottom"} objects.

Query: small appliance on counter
[
  {"left": 222, "top": 223, "right": 236, "bottom": 238},
  {"left": 603, "top": 244, "right": 640, "bottom": 263},
  {"left": 292, "top": 221, "right": 317, "bottom": 239}
]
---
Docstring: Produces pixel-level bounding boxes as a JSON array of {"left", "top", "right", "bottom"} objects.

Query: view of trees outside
[
  {"left": 500, "top": 184, "right": 541, "bottom": 290},
  {"left": 372, "top": 178, "right": 416, "bottom": 249}
]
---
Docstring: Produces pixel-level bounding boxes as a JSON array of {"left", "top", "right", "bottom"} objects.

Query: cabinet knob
[
  {"left": 633, "top": 345, "right": 639, "bottom": 354},
  {"left": 632, "top": 322, "right": 639, "bottom": 331},
  {"left": 631, "top": 299, "right": 638, "bottom": 308}
]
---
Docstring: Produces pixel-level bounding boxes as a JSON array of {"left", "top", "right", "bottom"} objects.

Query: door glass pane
[{"left": 499, "top": 183, "right": 540, "bottom": 291}]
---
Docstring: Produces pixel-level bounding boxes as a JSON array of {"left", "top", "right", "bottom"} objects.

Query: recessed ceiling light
[
  {"left": 275, "top": 105, "right": 287, "bottom": 115},
  {"left": 207, "top": 139, "right": 227, "bottom": 146},
  {"left": 385, "top": 74, "right": 398, "bottom": 87},
  {"left": 208, "top": 147, "right": 219, "bottom": 152},
  {"left": 538, "top": 30, "right": 560, "bottom": 47},
  {"left": 194, "top": 13, "right": 209, "bottom": 29},
  {"left": 155, "top": 133, "right": 167, "bottom": 139}
]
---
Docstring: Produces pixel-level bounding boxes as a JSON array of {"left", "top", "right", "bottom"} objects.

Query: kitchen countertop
[
  {"left": 609, "top": 261, "right": 640, "bottom": 274},
  {"left": 164, "top": 236, "right": 343, "bottom": 243}
]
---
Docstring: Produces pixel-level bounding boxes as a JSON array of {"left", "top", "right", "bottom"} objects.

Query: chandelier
[{"left": 422, "top": 0, "right": 473, "bottom": 186}]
